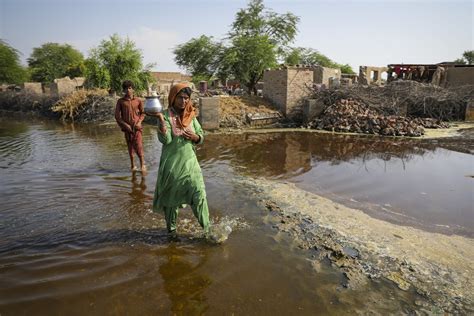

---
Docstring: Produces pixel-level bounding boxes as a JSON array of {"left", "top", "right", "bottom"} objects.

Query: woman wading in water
[{"left": 149, "top": 83, "right": 210, "bottom": 238}]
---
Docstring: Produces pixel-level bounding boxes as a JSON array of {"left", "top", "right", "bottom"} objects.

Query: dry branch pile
[
  {"left": 52, "top": 89, "right": 112, "bottom": 122},
  {"left": 307, "top": 99, "right": 449, "bottom": 137},
  {"left": 312, "top": 81, "right": 473, "bottom": 121}
]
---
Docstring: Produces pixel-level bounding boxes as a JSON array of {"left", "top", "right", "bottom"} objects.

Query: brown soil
[{"left": 218, "top": 96, "right": 281, "bottom": 128}]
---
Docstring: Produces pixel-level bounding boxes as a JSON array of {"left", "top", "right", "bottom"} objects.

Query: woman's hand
[
  {"left": 147, "top": 112, "right": 164, "bottom": 120},
  {"left": 182, "top": 129, "right": 199, "bottom": 143}
]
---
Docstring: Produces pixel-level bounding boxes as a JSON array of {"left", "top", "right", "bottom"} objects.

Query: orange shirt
[{"left": 115, "top": 96, "right": 145, "bottom": 132}]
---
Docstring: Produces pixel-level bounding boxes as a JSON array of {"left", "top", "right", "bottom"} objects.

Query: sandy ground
[{"left": 236, "top": 177, "right": 473, "bottom": 313}]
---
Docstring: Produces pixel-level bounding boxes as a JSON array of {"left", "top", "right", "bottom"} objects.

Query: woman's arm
[
  {"left": 156, "top": 112, "right": 172, "bottom": 145},
  {"left": 193, "top": 118, "right": 204, "bottom": 145}
]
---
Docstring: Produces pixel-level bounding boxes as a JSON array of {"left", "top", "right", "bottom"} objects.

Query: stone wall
[
  {"left": 263, "top": 66, "right": 313, "bottom": 116},
  {"left": 21, "top": 82, "right": 43, "bottom": 94},
  {"left": 359, "top": 66, "right": 388, "bottom": 85},
  {"left": 49, "top": 76, "right": 84, "bottom": 96},
  {"left": 313, "top": 66, "right": 341, "bottom": 86},
  {"left": 263, "top": 68, "right": 288, "bottom": 113},
  {"left": 199, "top": 97, "right": 220, "bottom": 130},
  {"left": 150, "top": 72, "right": 191, "bottom": 82},
  {"left": 286, "top": 68, "right": 313, "bottom": 115},
  {"left": 445, "top": 67, "right": 474, "bottom": 87}
]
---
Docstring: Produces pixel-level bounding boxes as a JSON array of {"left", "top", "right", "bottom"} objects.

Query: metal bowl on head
[{"left": 144, "top": 96, "right": 163, "bottom": 115}]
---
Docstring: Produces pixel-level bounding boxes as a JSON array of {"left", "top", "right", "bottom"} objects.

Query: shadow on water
[{"left": 0, "top": 227, "right": 207, "bottom": 255}]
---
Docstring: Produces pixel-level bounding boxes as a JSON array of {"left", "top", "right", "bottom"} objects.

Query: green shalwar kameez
[{"left": 152, "top": 110, "right": 210, "bottom": 233}]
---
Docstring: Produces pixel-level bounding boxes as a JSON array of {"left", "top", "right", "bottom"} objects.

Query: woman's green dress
[{"left": 152, "top": 109, "right": 210, "bottom": 233}]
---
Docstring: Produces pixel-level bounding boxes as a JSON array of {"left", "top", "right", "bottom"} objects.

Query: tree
[
  {"left": 229, "top": 0, "right": 299, "bottom": 47},
  {"left": 27, "top": 43, "right": 84, "bottom": 83},
  {"left": 172, "top": 0, "right": 299, "bottom": 94},
  {"left": 85, "top": 34, "right": 153, "bottom": 93},
  {"left": 463, "top": 50, "right": 474, "bottom": 64},
  {"left": 284, "top": 47, "right": 355, "bottom": 74},
  {"left": 454, "top": 50, "right": 474, "bottom": 65},
  {"left": 174, "top": 35, "right": 223, "bottom": 83},
  {"left": 227, "top": 35, "right": 277, "bottom": 94},
  {"left": 227, "top": 0, "right": 299, "bottom": 93},
  {"left": 84, "top": 58, "right": 110, "bottom": 89},
  {"left": 0, "top": 40, "right": 29, "bottom": 84}
]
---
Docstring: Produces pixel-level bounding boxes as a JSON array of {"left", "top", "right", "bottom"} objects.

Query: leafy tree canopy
[
  {"left": 0, "top": 40, "right": 29, "bottom": 84},
  {"left": 229, "top": 0, "right": 299, "bottom": 47},
  {"left": 85, "top": 34, "right": 153, "bottom": 94},
  {"left": 173, "top": 35, "right": 223, "bottom": 83},
  {"left": 227, "top": 35, "right": 277, "bottom": 93},
  {"left": 284, "top": 47, "right": 355, "bottom": 74},
  {"left": 173, "top": 0, "right": 299, "bottom": 94},
  {"left": 454, "top": 50, "right": 474, "bottom": 65},
  {"left": 27, "top": 42, "right": 84, "bottom": 83}
]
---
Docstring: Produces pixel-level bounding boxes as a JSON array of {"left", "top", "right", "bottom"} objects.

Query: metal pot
[{"left": 144, "top": 96, "right": 163, "bottom": 114}]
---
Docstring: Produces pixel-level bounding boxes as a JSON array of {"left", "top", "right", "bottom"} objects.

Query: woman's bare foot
[
  {"left": 131, "top": 166, "right": 139, "bottom": 171},
  {"left": 141, "top": 165, "right": 147, "bottom": 172}
]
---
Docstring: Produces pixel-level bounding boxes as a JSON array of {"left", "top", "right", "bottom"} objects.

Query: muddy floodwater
[{"left": 0, "top": 117, "right": 473, "bottom": 315}]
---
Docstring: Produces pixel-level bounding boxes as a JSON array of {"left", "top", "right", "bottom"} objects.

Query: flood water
[{"left": 0, "top": 117, "right": 473, "bottom": 315}]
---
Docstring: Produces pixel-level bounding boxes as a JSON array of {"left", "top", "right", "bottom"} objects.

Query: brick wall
[
  {"left": 445, "top": 67, "right": 474, "bottom": 87},
  {"left": 21, "top": 82, "right": 43, "bottom": 94},
  {"left": 263, "top": 69, "right": 287, "bottom": 112},
  {"left": 313, "top": 66, "right": 341, "bottom": 86},
  {"left": 263, "top": 67, "right": 313, "bottom": 116}
]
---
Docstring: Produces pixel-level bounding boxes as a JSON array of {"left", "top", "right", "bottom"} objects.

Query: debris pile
[
  {"left": 52, "top": 89, "right": 113, "bottom": 122},
  {"left": 219, "top": 96, "right": 281, "bottom": 128},
  {"left": 307, "top": 99, "right": 449, "bottom": 137},
  {"left": 311, "top": 81, "right": 473, "bottom": 121}
]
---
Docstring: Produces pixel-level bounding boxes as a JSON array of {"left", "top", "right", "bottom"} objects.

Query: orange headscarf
[{"left": 168, "top": 83, "right": 195, "bottom": 128}]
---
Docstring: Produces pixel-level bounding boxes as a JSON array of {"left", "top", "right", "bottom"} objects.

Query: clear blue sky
[{"left": 1, "top": 0, "right": 472, "bottom": 73}]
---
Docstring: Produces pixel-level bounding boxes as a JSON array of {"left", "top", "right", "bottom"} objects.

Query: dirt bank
[
  {"left": 211, "top": 121, "right": 474, "bottom": 139},
  {"left": 236, "top": 177, "right": 474, "bottom": 314}
]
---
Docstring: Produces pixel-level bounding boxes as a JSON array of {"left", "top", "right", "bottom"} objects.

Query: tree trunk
[{"left": 246, "top": 80, "right": 257, "bottom": 95}]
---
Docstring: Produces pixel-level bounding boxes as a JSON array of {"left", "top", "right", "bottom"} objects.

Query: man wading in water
[{"left": 115, "top": 80, "right": 147, "bottom": 172}]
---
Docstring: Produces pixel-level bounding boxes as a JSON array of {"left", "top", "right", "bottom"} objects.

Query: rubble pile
[{"left": 307, "top": 99, "right": 449, "bottom": 137}]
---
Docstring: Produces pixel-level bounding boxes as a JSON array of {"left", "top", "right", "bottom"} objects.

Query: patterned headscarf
[{"left": 168, "top": 83, "right": 195, "bottom": 128}]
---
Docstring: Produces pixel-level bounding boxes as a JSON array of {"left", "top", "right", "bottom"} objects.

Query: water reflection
[
  {"left": 158, "top": 245, "right": 211, "bottom": 315},
  {"left": 201, "top": 131, "right": 474, "bottom": 236},
  {"left": 201, "top": 132, "right": 438, "bottom": 175},
  {"left": 130, "top": 172, "right": 148, "bottom": 201},
  {"left": 200, "top": 133, "right": 312, "bottom": 179}
]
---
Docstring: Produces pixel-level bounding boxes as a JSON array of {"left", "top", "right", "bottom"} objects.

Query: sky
[{"left": 1, "top": 0, "right": 473, "bottom": 74}]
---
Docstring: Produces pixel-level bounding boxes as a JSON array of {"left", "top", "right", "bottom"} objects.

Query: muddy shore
[
  {"left": 222, "top": 124, "right": 474, "bottom": 313},
  {"left": 234, "top": 177, "right": 473, "bottom": 314}
]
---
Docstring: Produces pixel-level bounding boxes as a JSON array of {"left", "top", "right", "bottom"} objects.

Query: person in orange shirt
[{"left": 114, "top": 80, "right": 146, "bottom": 172}]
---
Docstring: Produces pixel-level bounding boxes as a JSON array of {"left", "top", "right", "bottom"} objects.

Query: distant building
[
  {"left": 386, "top": 62, "right": 474, "bottom": 87},
  {"left": 149, "top": 72, "right": 193, "bottom": 94}
]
